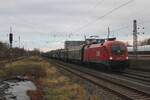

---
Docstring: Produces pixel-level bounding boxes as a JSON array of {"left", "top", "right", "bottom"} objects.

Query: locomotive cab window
[{"left": 112, "top": 44, "right": 125, "bottom": 55}]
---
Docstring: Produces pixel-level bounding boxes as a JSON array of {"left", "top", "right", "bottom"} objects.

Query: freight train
[{"left": 45, "top": 37, "right": 129, "bottom": 70}]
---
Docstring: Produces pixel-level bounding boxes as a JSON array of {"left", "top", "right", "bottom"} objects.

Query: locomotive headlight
[
  {"left": 109, "top": 57, "right": 113, "bottom": 60},
  {"left": 126, "top": 57, "right": 128, "bottom": 59}
]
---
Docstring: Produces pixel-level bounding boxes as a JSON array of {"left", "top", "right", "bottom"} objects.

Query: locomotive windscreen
[
  {"left": 112, "top": 44, "right": 125, "bottom": 55},
  {"left": 86, "top": 39, "right": 105, "bottom": 44}
]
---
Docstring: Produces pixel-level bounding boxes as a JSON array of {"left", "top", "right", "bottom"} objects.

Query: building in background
[{"left": 64, "top": 41, "right": 85, "bottom": 49}]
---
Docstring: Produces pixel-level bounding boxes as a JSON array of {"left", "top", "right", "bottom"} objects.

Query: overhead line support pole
[
  {"left": 133, "top": 20, "right": 138, "bottom": 61},
  {"left": 107, "top": 27, "right": 110, "bottom": 40}
]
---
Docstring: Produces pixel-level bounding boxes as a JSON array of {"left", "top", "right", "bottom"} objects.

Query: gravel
[{"left": 56, "top": 67, "right": 126, "bottom": 100}]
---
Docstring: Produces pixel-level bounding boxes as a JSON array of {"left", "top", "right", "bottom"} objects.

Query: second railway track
[
  {"left": 49, "top": 59, "right": 150, "bottom": 100},
  {"left": 124, "top": 69, "right": 150, "bottom": 79},
  {"left": 121, "top": 69, "right": 150, "bottom": 84}
]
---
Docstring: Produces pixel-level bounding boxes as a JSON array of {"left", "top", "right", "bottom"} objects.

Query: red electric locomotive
[
  {"left": 83, "top": 38, "right": 129, "bottom": 70},
  {"left": 48, "top": 37, "right": 129, "bottom": 70}
]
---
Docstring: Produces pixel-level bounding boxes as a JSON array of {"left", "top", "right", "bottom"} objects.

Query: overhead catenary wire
[
  {"left": 93, "top": 0, "right": 105, "bottom": 8},
  {"left": 110, "top": 19, "right": 150, "bottom": 37},
  {"left": 71, "top": 0, "right": 134, "bottom": 33}
]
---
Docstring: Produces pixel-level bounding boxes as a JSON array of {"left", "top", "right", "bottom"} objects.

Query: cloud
[
  {"left": 0, "top": 0, "right": 150, "bottom": 51},
  {"left": 0, "top": 0, "right": 15, "bottom": 8}
]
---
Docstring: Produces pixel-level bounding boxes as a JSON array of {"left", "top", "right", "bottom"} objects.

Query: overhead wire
[
  {"left": 66, "top": 0, "right": 105, "bottom": 39},
  {"left": 111, "top": 18, "right": 150, "bottom": 37},
  {"left": 71, "top": 0, "right": 134, "bottom": 33},
  {"left": 93, "top": 0, "right": 105, "bottom": 8},
  {"left": 112, "top": 14, "right": 150, "bottom": 37}
]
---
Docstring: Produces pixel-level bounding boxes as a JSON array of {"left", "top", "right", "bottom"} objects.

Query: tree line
[
  {"left": 0, "top": 41, "right": 40, "bottom": 60},
  {"left": 139, "top": 38, "right": 150, "bottom": 46}
]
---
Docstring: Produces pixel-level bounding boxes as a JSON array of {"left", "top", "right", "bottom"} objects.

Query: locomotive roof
[
  {"left": 86, "top": 40, "right": 125, "bottom": 48},
  {"left": 104, "top": 40, "right": 125, "bottom": 45}
]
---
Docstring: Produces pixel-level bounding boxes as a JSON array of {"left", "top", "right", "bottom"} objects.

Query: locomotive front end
[{"left": 108, "top": 41, "right": 129, "bottom": 70}]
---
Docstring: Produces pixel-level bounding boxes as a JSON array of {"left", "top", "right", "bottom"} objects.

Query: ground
[{"left": 0, "top": 56, "right": 100, "bottom": 100}]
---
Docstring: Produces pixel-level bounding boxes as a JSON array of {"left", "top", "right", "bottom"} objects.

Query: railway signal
[
  {"left": 9, "top": 27, "right": 14, "bottom": 64},
  {"left": 9, "top": 27, "right": 13, "bottom": 48}
]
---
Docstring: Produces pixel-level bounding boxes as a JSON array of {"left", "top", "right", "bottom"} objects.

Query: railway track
[
  {"left": 49, "top": 59, "right": 150, "bottom": 100},
  {"left": 124, "top": 69, "right": 150, "bottom": 78},
  {"left": 121, "top": 69, "right": 150, "bottom": 83},
  {"left": 129, "top": 54, "right": 150, "bottom": 60}
]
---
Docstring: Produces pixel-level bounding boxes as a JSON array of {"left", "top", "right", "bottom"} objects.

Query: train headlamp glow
[
  {"left": 126, "top": 57, "right": 128, "bottom": 59},
  {"left": 109, "top": 57, "right": 113, "bottom": 60}
]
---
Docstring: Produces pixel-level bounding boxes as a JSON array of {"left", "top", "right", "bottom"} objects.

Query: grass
[
  {"left": 40, "top": 61, "right": 101, "bottom": 100},
  {"left": 0, "top": 56, "right": 100, "bottom": 100},
  {"left": 0, "top": 56, "right": 47, "bottom": 79},
  {"left": 39, "top": 62, "right": 89, "bottom": 100}
]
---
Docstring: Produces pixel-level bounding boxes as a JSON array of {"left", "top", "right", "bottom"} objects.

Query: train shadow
[
  {"left": 51, "top": 58, "right": 124, "bottom": 74},
  {"left": 79, "top": 63, "right": 124, "bottom": 74}
]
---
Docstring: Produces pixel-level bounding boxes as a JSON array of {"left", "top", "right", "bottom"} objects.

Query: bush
[{"left": 2, "top": 57, "right": 48, "bottom": 79}]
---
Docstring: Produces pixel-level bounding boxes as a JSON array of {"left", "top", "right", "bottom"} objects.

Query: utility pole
[
  {"left": 133, "top": 20, "right": 138, "bottom": 61},
  {"left": 84, "top": 34, "right": 86, "bottom": 40},
  {"left": 18, "top": 36, "right": 20, "bottom": 48},
  {"left": 107, "top": 27, "right": 110, "bottom": 39}
]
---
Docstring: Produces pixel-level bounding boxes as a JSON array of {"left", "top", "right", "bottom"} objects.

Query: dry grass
[
  {"left": 40, "top": 62, "right": 100, "bottom": 100},
  {"left": 0, "top": 56, "right": 47, "bottom": 79},
  {"left": 39, "top": 63, "right": 87, "bottom": 100},
  {"left": 0, "top": 56, "right": 100, "bottom": 100}
]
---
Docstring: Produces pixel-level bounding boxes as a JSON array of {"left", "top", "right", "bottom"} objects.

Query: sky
[{"left": 0, "top": 0, "right": 150, "bottom": 52}]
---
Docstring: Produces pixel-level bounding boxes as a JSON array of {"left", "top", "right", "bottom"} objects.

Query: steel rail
[
  {"left": 124, "top": 69, "right": 150, "bottom": 79},
  {"left": 50, "top": 59, "right": 150, "bottom": 100}
]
